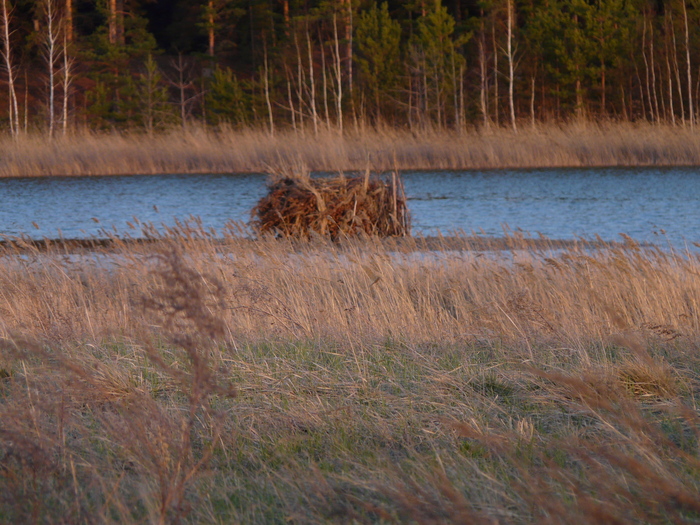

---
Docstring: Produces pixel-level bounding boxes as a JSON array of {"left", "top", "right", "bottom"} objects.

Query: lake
[{"left": 1, "top": 167, "right": 699, "bottom": 248}]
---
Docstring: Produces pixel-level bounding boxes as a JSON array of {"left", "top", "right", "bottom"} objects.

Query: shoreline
[
  {"left": 0, "top": 234, "right": 649, "bottom": 254},
  {"left": 1, "top": 162, "right": 697, "bottom": 180},
  {"left": 2, "top": 122, "right": 700, "bottom": 178}
]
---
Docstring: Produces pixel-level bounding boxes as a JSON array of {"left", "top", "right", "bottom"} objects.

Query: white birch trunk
[
  {"left": 263, "top": 44, "right": 274, "bottom": 136},
  {"left": 45, "top": 0, "right": 59, "bottom": 138},
  {"left": 286, "top": 67, "right": 297, "bottom": 133},
  {"left": 478, "top": 17, "right": 489, "bottom": 128},
  {"left": 492, "top": 18, "right": 499, "bottom": 126},
  {"left": 62, "top": 32, "right": 72, "bottom": 135},
  {"left": 320, "top": 32, "right": 330, "bottom": 128},
  {"left": 670, "top": 11, "right": 685, "bottom": 124},
  {"left": 649, "top": 21, "right": 660, "bottom": 122},
  {"left": 665, "top": 17, "right": 675, "bottom": 125},
  {"left": 1, "top": 0, "right": 18, "bottom": 136},
  {"left": 333, "top": 13, "right": 343, "bottom": 134},
  {"left": 306, "top": 25, "right": 318, "bottom": 136},
  {"left": 506, "top": 0, "right": 516, "bottom": 131},
  {"left": 683, "top": 0, "right": 694, "bottom": 128}
]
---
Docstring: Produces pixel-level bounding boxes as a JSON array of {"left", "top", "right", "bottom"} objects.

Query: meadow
[
  {"left": 0, "top": 227, "right": 698, "bottom": 523},
  {"left": 3, "top": 121, "right": 700, "bottom": 177}
]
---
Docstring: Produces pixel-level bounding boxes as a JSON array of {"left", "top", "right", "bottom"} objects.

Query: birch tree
[
  {"left": 42, "top": 0, "right": 61, "bottom": 137},
  {"left": 0, "top": 0, "right": 18, "bottom": 136},
  {"left": 61, "top": 32, "right": 73, "bottom": 134},
  {"left": 505, "top": 0, "right": 516, "bottom": 131}
]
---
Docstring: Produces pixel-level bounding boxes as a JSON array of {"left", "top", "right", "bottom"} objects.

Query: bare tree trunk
[
  {"left": 506, "top": 0, "right": 516, "bottom": 131},
  {"left": 45, "top": 0, "right": 59, "bottom": 138},
  {"left": 306, "top": 23, "right": 318, "bottom": 136},
  {"left": 207, "top": 0, "right": 215, "bottom": 57},
  {"left": 286, "top": 66, "right": 296, "bottom": 133},
  {"left": 664, "top": 15, "right": 675, "bottom": 125},
  {"left": 683, "top": 0, "right": 694, "bottom": 128},
  {"left": 597, "top": 18, "right": 606, "bottom": 116},
  {"left": 576, "top": 77, "right": 583, "bottom": 119},
  {"left": 601, "top": 64, "right": 606, "bottom": 116},
  {"left": 333, "top": 13, "right": 343, "bottom": 133},
  {"left": 459, "top": 63, "right": 465, "bottom": 133},
  {"left": 424, "top": 56, "right": 430, "bottom": 128},
  {"left": 64, "top": 0, "right": 72, "bottom": 42},
  {"left": 530, "top": 73, "right": 536, "bottom": 127},
  {"left": 451, "top": 49, "right": 459, "bottom": 131},
  {"left": 23, "top": 69, "right": 27, "bottom": 132},
  {"left": 294, "top": 31, "right": 305, "bottom": 130},
  {"left": 263, "top": 43, "right": 274, "bottom": 136},
  {"left": 1, "top": 0, "right": 19, "bottom": 136},
  {"left": 345, "top": 0, "right": 352, "bottom": 96},
  {"left": 573, "top": 14, "right": 583, "bottom": 120},
  {"left": 408, "top": 66, "right": 414, "bottom": 130},
  {"left": 634, "top": 57, "right": 647, "bottom": 120},
  {"left": 695, "top": 66, "right": 700, "bottom": 124},
  {"left": 649, "top": 20, "right": 661, "bottom": 122},
  {"left": 282, "top": 0, "right": 289, "bottom": 35},
  {"left": 670, "top": 10, "right": 685, "bottom": 124},
  {"left": 177, "top": 55, "right": 187, "bottom": 127},
  {"left": 492, "top": 16, "right": 499, "bottom": 126},
  {"left": 478, "top": 15, "right": 489, "bottom": 128},
  {"left": 109, "top": 0, "right": 117, "bottom": 44},
  {"left": 319, "top": 27, "right": 329, "bottom": 128},
  {"left": 641, "top": 17, "right": 653, "bottom": 120},
  {"left": 433, "top": 58, "right": 441, "bottom": 128},
  {"left": 116, "top": 0, "right": 124, "bottom": 44},
  {"left": 62, "top": 32, "right": 72, "bottom": 135}
]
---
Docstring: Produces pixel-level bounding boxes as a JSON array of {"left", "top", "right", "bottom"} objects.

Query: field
[
  {"left": 0, "top": 228, "right": 699, "bottom": 523},
  {"left": 3, "top": 122, "right": 700, "bottom": 177}
]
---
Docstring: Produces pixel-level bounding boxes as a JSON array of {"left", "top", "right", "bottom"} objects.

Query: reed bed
[
  {"left": 2, "top": 121, "right": 700, "bottom": 177},
  {"left": 0, "top": 230, "right": 699, "bottom": 523}
]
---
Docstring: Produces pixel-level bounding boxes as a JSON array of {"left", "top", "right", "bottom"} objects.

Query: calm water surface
[{"left": 1, "top": 167, "right": 699, "bottom": 247}]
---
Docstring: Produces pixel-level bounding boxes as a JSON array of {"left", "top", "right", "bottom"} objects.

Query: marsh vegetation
[
  {"left": 3, "top": 123, "right": 700, "bottom": 178},
  {"left": 0, "top": 229, "right": 698, "bottom": 523}
]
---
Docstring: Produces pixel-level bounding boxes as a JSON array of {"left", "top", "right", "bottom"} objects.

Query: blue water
[{"left": 1, "top": 168, "right": 699, "bottom": 247}]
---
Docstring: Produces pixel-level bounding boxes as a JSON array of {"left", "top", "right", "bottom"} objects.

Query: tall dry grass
[
  {"left": 2, "top": 121, "right": 700, "bottom": 177},
  {"left": 0, "top": 230, "right": 699, "bottom": 522}
]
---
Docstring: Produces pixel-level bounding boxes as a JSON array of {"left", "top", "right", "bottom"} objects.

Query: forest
[{"left": 1, "top": 0, "right": 699, "bottom": 135}]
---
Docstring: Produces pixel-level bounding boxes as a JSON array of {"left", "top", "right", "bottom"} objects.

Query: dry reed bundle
[{"left": 251, "top": 172, "right": 410, "bottom": 239}]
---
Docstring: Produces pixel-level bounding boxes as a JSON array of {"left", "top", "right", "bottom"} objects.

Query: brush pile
[{"left": 251, "top": 173, "right": 411, "bottom": 239}]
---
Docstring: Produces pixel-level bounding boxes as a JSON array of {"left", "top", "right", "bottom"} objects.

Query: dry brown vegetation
[
  {"left": 3, "top": 121, "right": 700, "bottom": 177},
  {"left": 251, "top": 173, "right": 410, "bottom": 239},
  {"left": 0, "top": 228, "right": 699, "bottom": 523}
]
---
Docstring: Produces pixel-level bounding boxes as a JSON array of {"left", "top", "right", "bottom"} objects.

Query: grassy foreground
[
  {"left": 3, "top": 122, "right": 700, "bottom": 177},
  {"left": 1, "top": 230, "right": 699, "bottom": 523}
]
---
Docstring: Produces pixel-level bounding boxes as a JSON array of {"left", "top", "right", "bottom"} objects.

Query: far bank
[{"left": 2, "top": 122, "right": 700, "bottom": 177}]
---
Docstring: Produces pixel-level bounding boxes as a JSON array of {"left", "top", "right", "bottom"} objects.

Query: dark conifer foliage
[{"left": 2, "top": 0, "right": 700, "bottom": 133}]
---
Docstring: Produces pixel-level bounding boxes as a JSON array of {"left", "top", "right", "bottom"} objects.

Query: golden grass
[
  {"left": 2, "top": 121, "right": 700, "bottom": 177},
  {"left": 0, "top": 230, "right": 699, "bottom": 522}
]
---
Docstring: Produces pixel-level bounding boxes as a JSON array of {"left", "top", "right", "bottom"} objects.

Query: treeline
[{"left": 2, "top": 0, "right": 700, "bottom": 135}]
